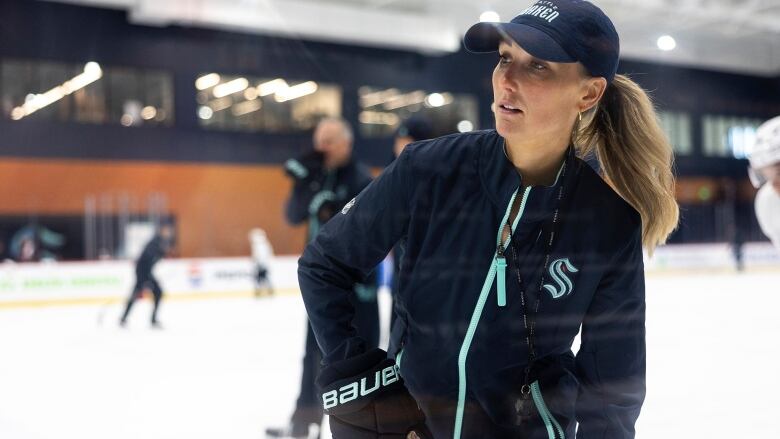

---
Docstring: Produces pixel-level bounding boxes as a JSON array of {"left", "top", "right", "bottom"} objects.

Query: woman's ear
[{"left": 580, "top": 77, "right": 608, "bottom": 112}]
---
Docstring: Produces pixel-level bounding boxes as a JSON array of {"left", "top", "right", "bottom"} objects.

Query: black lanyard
[{"left": 506, "top": 156, "right": 570, "bottom": 389}]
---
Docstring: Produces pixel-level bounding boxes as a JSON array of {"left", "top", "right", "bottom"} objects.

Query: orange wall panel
[{"left": 0, "top": 158, "right": 307, "bottom": 257}]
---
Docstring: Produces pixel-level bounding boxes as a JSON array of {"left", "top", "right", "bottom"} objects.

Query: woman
[{"left": 298, "top": 1, "right": 679, "bottom": 438}]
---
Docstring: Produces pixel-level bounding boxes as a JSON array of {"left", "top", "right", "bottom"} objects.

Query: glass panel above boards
[
  {"left": 658, "top": 111, "right": 693, "bottom": 156},
  {"left": 1, "top": 59, "right": 173, "bottom": 127},
  {"left": 358, "top": 86, "right": 479, "bottom": 138},
  {"left": 702, "top": 114, "right": 764, "bottom": 159},
  {"left": 195, "top": 73, "right": 341, "bottom": 133}
]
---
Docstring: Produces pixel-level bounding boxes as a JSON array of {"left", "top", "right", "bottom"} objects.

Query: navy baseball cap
[{"left": 464, "top": 0, "right": 620, "bottom": 83}]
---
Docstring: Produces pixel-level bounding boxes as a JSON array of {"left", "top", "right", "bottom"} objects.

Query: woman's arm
[
  {"left": 575, "top": 223, "right": 646, "bottom": 438},
  {"left": 297, "top": 147, "right": 432, "bottom": 438},
  {"left": 298, "top": 146, "right": 414, "bottom": 364}
]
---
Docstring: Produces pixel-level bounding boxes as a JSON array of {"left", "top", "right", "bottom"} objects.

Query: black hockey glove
[{"left": 317, "top": 348, "right": 433, "bottom": 439}]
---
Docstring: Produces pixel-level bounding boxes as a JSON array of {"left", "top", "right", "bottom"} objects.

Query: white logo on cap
[{"left": 520, "top": 0, "right": 560, "bottom": 23}]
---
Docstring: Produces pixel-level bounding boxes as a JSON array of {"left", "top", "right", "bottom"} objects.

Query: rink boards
[
  {"left": 0, "top": 256, "right": 301, "bottom": 307},
  {"left": 0, "top": 242, "right": 778, "bottom": 307}
]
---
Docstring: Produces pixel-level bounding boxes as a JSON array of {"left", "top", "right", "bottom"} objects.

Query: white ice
[{"left": 1, "top": 271, "right": 779, "bottom": 438}]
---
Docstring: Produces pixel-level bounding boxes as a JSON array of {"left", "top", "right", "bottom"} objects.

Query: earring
[{"left": 578, "top": 111, "right": 582, "bottom": 123}]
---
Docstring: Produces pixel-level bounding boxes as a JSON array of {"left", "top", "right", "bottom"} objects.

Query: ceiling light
[
  {"left": 213, "top": 78, "right": 249, "bottom": 98},
  {"left": 208, "top": 97, "right": 233, "bottom": 112},
  {"left": 359, "top": 111, "right": 400, "bottom": 126},
  {"left": 480, "top": 11, "right": 501, "bottom": 23},
  {"left": 244, "top": 87, "right": 259, "bottom": 100},
  {"left": 141, "top": 106, "right": 157, "bottom": 120},
  {"left": 11, "top": 62, "right": 103, "bottom": 120},
  {"left": 258, "top": 79, "right": 289, "bottom": 97},
  {"left": 426, "top": 93, "right": 445, "bottom": 107},
  {"left": 195, "top": 73, "right": 221, "bottom": 90},
  {"left": 275, "top": 81, "right": 318, "bottom": 102},
  {"left": 657, "top": 35, "right": 676, "bottom": 51},
  {"left": 198, "top": 106, "right": 214, "bottom": 120},
  {"left": 232, "top": 99, "right": 263, "bottom": 116},
  {"left": 457, "top": 120, "right": 474, "bottom": 132}
]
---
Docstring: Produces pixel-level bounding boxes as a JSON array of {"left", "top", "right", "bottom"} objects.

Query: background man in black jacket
[{"left": 266, "top": 117, "right": 380, "bottom": 439}]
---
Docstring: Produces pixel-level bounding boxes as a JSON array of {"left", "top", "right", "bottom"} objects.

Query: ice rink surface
[{"left": 1, "top": 270, "right": 779, "bottom": 439}]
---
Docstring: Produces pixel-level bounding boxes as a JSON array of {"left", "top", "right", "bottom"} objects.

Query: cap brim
[{"left": 463, "top": 22, "right": 576, "bottom": 63}]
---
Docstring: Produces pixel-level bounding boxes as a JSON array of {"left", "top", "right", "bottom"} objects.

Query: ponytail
[{"left": 575, "top": 74, "right": 679, "bottom": 255}]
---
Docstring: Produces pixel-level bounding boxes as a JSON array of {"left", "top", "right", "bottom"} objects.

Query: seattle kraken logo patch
[
  {"left": 543, "top": 258, "right": 578, "bottom": 299},
  {"left": 341, "top": 197, "right": 356, "bottom": 215}
]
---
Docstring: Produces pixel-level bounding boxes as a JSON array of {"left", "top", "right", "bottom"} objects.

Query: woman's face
[{"left": 492, "top": 41, "right": 600, "bottom": 144}]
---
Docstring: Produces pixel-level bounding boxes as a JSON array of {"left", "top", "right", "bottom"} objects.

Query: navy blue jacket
[{"left": 299, "top": 130, "right": 645, "bottom": 439}]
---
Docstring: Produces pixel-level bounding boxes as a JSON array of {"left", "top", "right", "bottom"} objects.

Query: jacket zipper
[
  {"left": 531, "top": 381, "right": 566, "bottom": 439},
  {"left": 453, "top": 186, "right": 532, "bottom": 439},
  {"left": 496, "top": 187, "right": 531, "bottom": 308}
]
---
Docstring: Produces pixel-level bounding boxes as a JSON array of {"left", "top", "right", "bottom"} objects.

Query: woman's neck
[{"left": 504, "top": 136, "right": 569, "bottom": 187}]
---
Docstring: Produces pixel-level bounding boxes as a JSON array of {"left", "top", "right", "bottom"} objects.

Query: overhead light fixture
[
  {"left": 425, "top": 93, "right": 446, "bottom": 107},
  {"left": 275, "top": 81, "right": 318, "bottom": 102},
  {"left": 359, "top": 111, "right": 400, "bottom": 126},
  {"left": 383, "top": 90, "right": 427, "bottom": 111},
  {"left": 141, "top": 106, "right": 157, "bottom": 120},
  {"left": 258, "top": 78, "right": 289, "bottom": 97},
  {"left": 213, "top": 78, "right": 249, "bottom": 98},
  {"left": 457, "top": 120, "right": 474, "bottom": 132},
  {"left": 208, "top": 97, "right": 233, "bottom": 112},
  {"left": 11, "top": 62, "right": 103, "bottom": 120},
  {"left": 198, "top": 106, "right": 214, "bottom": 120},
  {"left": 244, "top": 87, "right": 259, "bottom": 100},
  {"left": 480, "top": 11, "right": 501, "bottom": 23},
  {"left": 360, "top": 88, "right": 401, "bottom": 108},
  {"left": 424, "top": 92, "right": 453, "bottom": 108},
  {"left": 657, "top": 35, "right": 676, "bottom": 51},
  {"left": 196, "top": 73, "right": 221, "bottom": 90},
  {"left": 232, "top": 99, "right": 263, "bottom": 116}
]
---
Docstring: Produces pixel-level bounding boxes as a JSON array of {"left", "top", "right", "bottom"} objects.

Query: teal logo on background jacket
[{"left": 543, "top": 258, "right": 578, "bottom": 299}]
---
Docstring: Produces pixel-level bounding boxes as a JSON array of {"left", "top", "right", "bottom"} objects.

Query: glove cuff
[{"left": 318, "top": 349, "right": 403, "bottom": 416}]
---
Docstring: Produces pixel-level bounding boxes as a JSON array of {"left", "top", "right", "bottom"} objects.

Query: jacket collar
[{"left": 478, "top": 130, "right": 579, "bottom": 220}]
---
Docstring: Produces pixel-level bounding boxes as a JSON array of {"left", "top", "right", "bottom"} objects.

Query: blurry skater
[
  {"left": 298, "top": 1, "right": 680, "bottom": 438},
  {"left": 749, "top": 115, "right": 780, "bottom": 251},
  {"left": 266, "top": 117, "right": 380, "bottom": 439},
  {"left": 249, "top": 228, "right": 275, "bottom": 297},
  {"left": 119, "top": 222, "right": 174, "bottom": 328}
]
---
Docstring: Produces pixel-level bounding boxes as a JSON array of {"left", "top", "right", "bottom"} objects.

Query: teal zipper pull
[{"left": 496, "top": 246, "right": 507, "bottom": 307}]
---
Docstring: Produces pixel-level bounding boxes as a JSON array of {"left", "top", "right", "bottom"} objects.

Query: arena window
[
  {"left": 658, "top": 110, "right": 693, "bottom": 155},
  {"left": 195, "top": 73, "right": 341, "bottom": 133},
  {"left": 1, "top": 59, "right": 173, "bottom": 127},
  {"left": 702, "top": 114, "right": 763, "bottom": 159},
  {"left": 357, "top": 86, "right": 479, "bottom": 138}
]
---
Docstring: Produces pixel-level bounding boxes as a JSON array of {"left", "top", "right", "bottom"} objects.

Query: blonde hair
[{"left": 574, "top": 74, "right": 679, "bottom": 255}]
